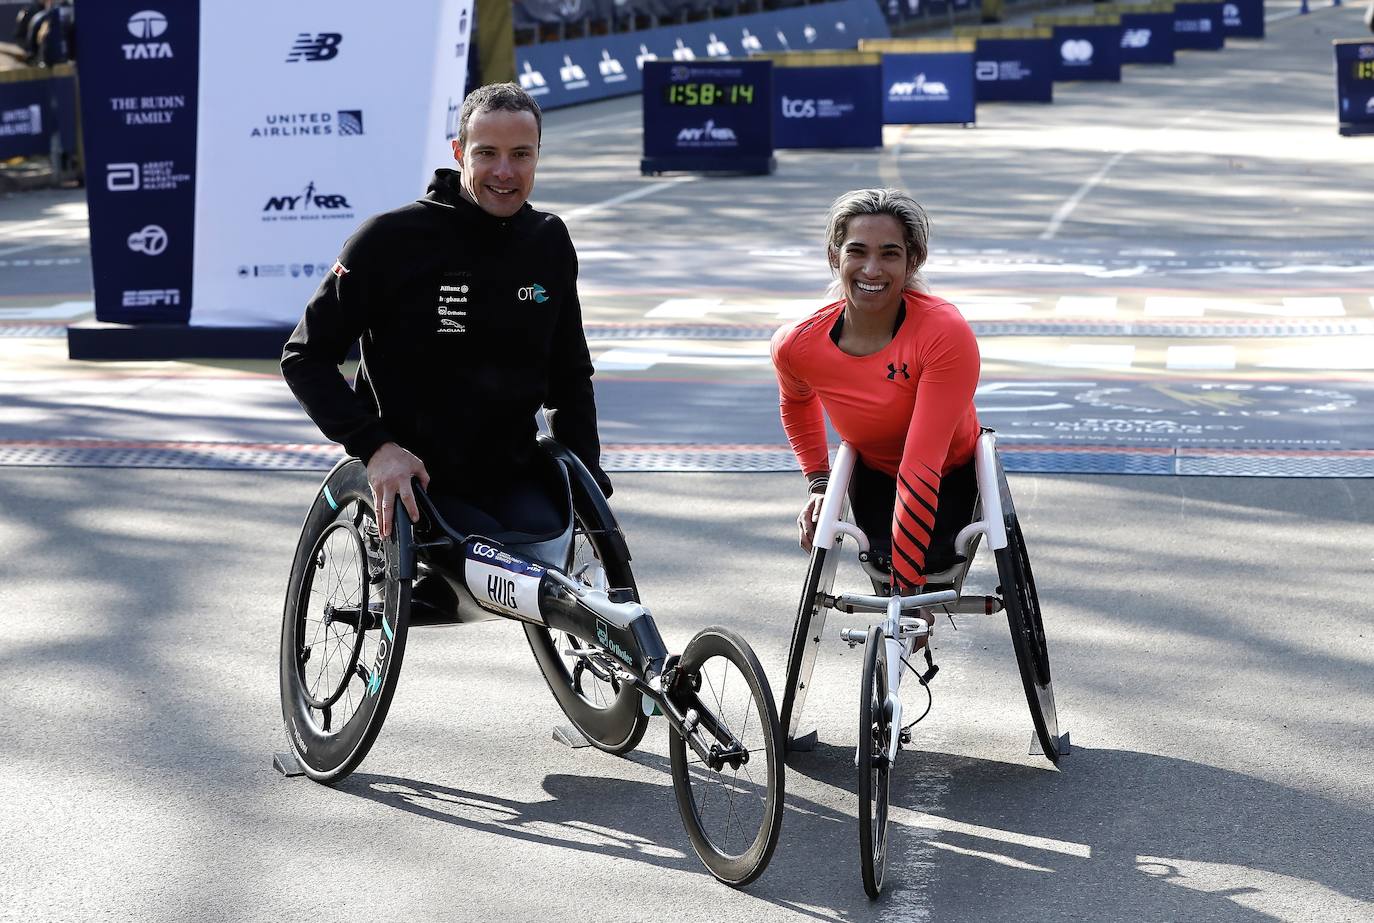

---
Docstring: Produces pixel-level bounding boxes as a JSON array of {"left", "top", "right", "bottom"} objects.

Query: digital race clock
[
  {"left": 1354, "top": 60, "right": 1374, "bottom": 81},
  {"left": 663, "top": 82, "right": 757, "bottom": 106}
]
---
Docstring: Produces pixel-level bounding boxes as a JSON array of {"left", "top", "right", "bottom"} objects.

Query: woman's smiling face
[{"left": 832, "top": 214, "right": 911, "bottom": 317}]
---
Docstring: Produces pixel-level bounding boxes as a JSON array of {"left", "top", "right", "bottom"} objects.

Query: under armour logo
[{"left": 886, "top": 362, "right": 910, "bottom": 381}]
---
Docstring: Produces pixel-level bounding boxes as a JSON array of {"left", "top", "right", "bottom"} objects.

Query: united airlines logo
[
  {"left": 123, "top": 10, "right": 172, "bottom": 60},
  {"left": 889, "top": 73, "right": 949, "bottom": 100},
  {"left": 286, "top": 33, "right": 342, "bottom": 63}
]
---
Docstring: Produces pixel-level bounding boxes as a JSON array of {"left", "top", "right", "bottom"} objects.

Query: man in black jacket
[{"left": 282, "top": 83, "right": 610, "bottom": 540}]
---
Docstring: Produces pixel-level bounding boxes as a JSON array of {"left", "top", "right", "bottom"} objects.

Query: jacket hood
[{"left": 423, "top": 168, "right": 533, "bottom": 224}]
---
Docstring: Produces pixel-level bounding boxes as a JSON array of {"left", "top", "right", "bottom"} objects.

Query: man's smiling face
[{"left": 452, "top": 108, "right": 540, "bottom": 218}]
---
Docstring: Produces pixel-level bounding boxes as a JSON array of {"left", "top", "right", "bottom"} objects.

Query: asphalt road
[{"left": 2, "top": 3, "right": 1373, "bottom": 921}]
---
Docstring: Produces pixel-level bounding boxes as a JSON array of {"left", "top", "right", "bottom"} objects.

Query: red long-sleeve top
[{"left": 770, "top": 290, "right": 981, "bottom": 589}]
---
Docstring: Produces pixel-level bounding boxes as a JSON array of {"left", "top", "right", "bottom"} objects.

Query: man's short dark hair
[{"left": 457, "top": 83, "right": 543, "bottom": 149}]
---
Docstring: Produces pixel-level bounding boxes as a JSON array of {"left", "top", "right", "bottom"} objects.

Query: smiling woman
[{"left": 771, "top": 187, "right": 982, "bottom": 624}]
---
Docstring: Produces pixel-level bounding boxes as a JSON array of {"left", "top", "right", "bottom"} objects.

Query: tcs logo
[
  {"left": 781, "top": 96, "right": 816, "bottom": 119},
  {"left": 517, "top": 283, "right": 549, "bottom": 303}
]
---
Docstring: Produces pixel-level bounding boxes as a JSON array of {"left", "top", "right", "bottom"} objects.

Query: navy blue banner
[
  {"left": 1221, "top": 0, "right": 1263, "bottom": 39},
  {"left": 880, "top": 52, "right": 975, "bottom": 124},
  {"left": 1119, "top": 12, "right": 1176, "bottom": 65},
  {"left": 1335, "top": 42, "right": 1374, "bottom": 129},
  {"left": 0, "top": 78, "right": 53, "bottom": 159},
  {"left": 642, "top": 60, "right": 774, "bottom": 172},
  {"left": 516, "top": 0, "right": 889, "bottom": 110},
  {"left": 773, "top": 65, "right": 883, "bottom": 148},
  {"left": 1173, "top": 2, "right": 1224, "bottom": 51},
  {"left": 1051, "top": 25, "right": 1123, "bottom": 82},
  {"left": 78, "top": 4, "right": 200, "bottom": 325},
  {"left": 974, "top": 39, "right": 1054, "bottom": 103}
]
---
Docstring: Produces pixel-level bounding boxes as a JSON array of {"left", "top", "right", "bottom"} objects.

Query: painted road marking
[
  {"left": 1055, "top": 296, "right": 1119, "bottom": 317},
  {"left": 1166, "top": 345, "right": 1238, "bottom": 371},
  {"left": 0, "top": 301, "right": 94, "bottom": 320}
]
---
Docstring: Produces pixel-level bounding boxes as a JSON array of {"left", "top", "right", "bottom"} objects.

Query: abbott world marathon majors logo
[
  {"left": 123, "top": 10, "right": 172, "bottom": 60},
  {"left": 676, "top": 120, "right": 738, "bottom": 148},
  {"left": 1060, "top": 39, "right": 1095, "bottom": 66},
  {"left": 888, "top": 73, "right": 950, "bottom": 102}
]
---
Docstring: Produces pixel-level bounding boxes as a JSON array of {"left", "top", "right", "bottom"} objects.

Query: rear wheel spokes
[{"left": 683, "top": 656, "right": 769, "bottom": 858}]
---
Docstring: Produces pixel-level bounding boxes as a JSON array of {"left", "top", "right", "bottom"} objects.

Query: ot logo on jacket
[
  {"left": 517, "top": 283, "right": 549, "bottom": 303},
  {"left": 887, "top": 362, "right": 910, "bottom": 381}
]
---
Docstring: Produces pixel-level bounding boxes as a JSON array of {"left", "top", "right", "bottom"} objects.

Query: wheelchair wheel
[
  {"left": 669, "top": 626, "right": 785, "bottom": 887},
  {"left": 857, "top": 625, "right": 891, "bottom": 898},
  {"left": 279, "top": 460, "right": 411, "bottom": 783},
  {"left": 523, "top": 494, "right": 649, "bottom": 754},
  {"left": 780, "top": 544, "right": 840, "bottom": 750},
  {"left": 994, "top": 471, "right": 1062, "bottom": 764}
]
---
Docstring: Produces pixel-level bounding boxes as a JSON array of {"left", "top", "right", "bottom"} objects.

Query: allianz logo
[
  {"left": 889, "top": 73, "right": 949, "bottom": 99},
  {"left": 678, "top": 120, "right": 736, "bottom": 141},
  {"left": 599, "top": 50, "right": 626, "bottom": 82},
  {"left": 1121, "top": 29, "right": 1151, "bottom": 49}
]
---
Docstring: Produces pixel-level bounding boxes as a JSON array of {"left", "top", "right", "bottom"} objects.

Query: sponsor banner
[
  {"left": 0, "top": 79, "right": 50, "bottom": 159},
  {"left": 78, "top": 2, "right": 199, "bottom": 324},
  {"left": 880, "top": 52, "right": 975, "bottom": 125},
  {"left": 1220, "top": 0, "right": 1263, "bottom": 39},
  {"left": 973, "top": 39, "right": 1054, "bottom": 103},
  {"left": 516, "top": 0, "right": 889, "bottom": 111},
  {"left": 1335, "top": 42, "right": 1374, "bottom": 129},
  {"left": 191, "top": 0, "right": 473, "bottom": 327},
  {"left": 1173, "top": 2, "right": 1224, "bottom": 51},
  {"left": 1050, "top": 26, "right": 1123, "bottom": 82},
  {"left": 773, "top": 65, "right": 882, "bottom": 148},
  {"left": 1119, "top": 12, "right": 1176, "bottom": 65},
  {"left": 642, "top": 60, "right": 773, "bottom": 170}
]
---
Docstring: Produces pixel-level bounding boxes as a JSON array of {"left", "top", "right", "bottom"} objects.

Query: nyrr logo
[
  {"left": 781, "top": 96, "right": 817, "bottom": 118},
  {"left": 672, "top": 39, "right": 696, "bottom": 61},
  {"left": 1121, "top": 29, "right": 1152, "bottom": 49},
  {"left": 889, "top": 73, "right": 949, "bottom": 99},
  {"left": 518, "top": 61, "right": 548, "bottom": 95},
  {"left": 517, "top": 283, "right": 549, "bottom": 303},
  {"left": 286, "top": 33, "right": 342, "bottom": 63},
  {"left": 262, "top": 181, "right": 352, "bottom": 214},
  {"left": 677, "top": 120, "right": 737, "bottom": 142},
  {"left": 1061, "top": 39, "right": 1094, "bottom": 64},
  {"left": 127, "top": 225, "right": 168, "bottom": 256},
  {"left": 122, "top": 288, "right": 180, "bottom": 307},
  {"left": 598, "top": 50, "right": 626, "bottom": 83},
  {"left": 123, "top": 10, "right": 172, "bottom": 60},
  {"left": 559, "top": 55, "right": 588, "bottom": 89}
]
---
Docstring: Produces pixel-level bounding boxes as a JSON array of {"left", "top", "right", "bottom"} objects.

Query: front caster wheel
[
  {"left": 858, "top": 625, "right": 892, "bottom": 898},
  {"left": 668, "top": 626, "right": 785, "bottom": 887}
]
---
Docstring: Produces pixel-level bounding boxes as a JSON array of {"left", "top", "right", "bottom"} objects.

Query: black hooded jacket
[{"left": 281, "top": 169, "right": 610, "bottom": 495}]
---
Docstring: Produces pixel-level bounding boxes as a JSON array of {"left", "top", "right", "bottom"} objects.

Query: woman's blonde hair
[{"left": 824, "top": 188, "right": 931, "bottom": 294}]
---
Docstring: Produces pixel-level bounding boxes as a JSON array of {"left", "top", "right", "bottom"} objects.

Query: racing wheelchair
[
  {"left": 277, "top": 436, "right": 784, "bottom": 887},
  {"left": 778, "top": 429, "right": 1066, "bottom": 898}
]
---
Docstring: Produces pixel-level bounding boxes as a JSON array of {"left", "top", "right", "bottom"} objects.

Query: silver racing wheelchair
[
  {"left": 779, "top": 428, "right": 1067, "bottom": 897},
  {"left": 277, "top": 436, "right": 785, "bottom": 887}
]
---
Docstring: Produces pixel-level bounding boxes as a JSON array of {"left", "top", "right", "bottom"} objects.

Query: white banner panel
[{"left": 190, "top": 0, "right": 473, "bottom": 327}]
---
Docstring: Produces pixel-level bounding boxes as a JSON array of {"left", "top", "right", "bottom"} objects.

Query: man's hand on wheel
[
  {"left": 366, "top": 442, "right": 430, "bottom": 539},
  {"left": 797, "top": 493, "right": 825, "bottom": 553}
]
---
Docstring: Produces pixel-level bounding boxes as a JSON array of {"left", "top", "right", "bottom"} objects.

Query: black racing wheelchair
[{"left": 277, "top": 436, "right": 784, "bottom": 887}]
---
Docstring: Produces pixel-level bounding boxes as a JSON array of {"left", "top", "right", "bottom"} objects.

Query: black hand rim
[{"left": 295, "top": 519, "right": 370, "bottom": 711}]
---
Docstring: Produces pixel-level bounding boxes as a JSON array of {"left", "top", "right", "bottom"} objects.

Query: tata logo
[
  {"left": 122, "top": 288, "right": 179, "bottom": 307},
  {"left": 1061, "top": 39, "right": 1094, "bottom": 64},
  {"left": 262, "top": 182, "right": 351, "bottom": 212},
  {"left": 1121, "top": 29, "right": 1152, "bottom": 49},
  {"left": 123, "top": 10, "right": 172, "bottom": 59},
  {"left": 518, "top": 61, "right": 548, "bottom": 95},
  {"left": 781, "top": 96, "right": 817, "bottom": 118},
  {"left": 677, "top": 120, "right": 736, "bottom": 141},
  {"left": 889, "top": 73, "right": 949, "bottom": 99},
  {"left": 286, "top": 33, "right": 342, "bottom": 63},
  {"left": 127, "top": 225, "right": 168, "bottom": 256},
  {"left": 517, "top": 284, "right": 549, "bottom": 303},
  {"left": 599, "top": 50, "right": 626, "bottom": 82}
]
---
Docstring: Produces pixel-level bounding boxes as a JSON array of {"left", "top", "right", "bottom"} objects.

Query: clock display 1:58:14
[{"left": 664, "top": 82, "right": 756, "bottom": 106}]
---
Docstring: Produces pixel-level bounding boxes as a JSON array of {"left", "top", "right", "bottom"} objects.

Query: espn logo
[{"left": 122, "top": 289, "right": 181, "bottom": 307}]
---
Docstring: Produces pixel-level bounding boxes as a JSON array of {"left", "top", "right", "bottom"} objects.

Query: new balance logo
[
  {"left": 887, "top": 362, "right": 910, "bottom": 381},
  {"left": 287, "top": 33, "right": 342, "bottom": 63}
]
